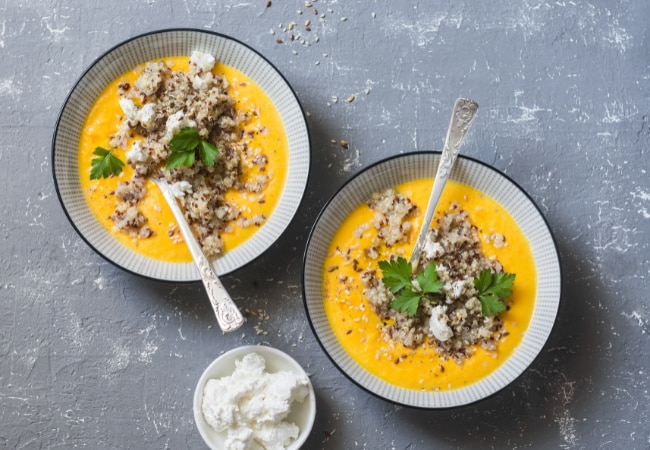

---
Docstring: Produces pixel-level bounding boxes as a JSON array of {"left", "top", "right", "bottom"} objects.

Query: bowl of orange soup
[
  {"left": 302, "top": 152, "right": 561, "bottom": 408},
  {"left": 53, "top": 29, "right": 310, "bottom": 281}
]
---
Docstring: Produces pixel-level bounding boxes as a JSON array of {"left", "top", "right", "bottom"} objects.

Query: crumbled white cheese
[
  {"left": 118, "top": 98, "right": 156, "bottom": 129},
  {"left": 164, "top": 110, "right": 196, "bottom": 141},
  {"left": 191, "top": 50, "right": 216, "bottom": 73},
  {"left": 428, "top": 305, "right": 453, "bottom": 342},
  {"left": 202, "top": 352, "right": 309, "bottom": 450},
  {"left": 444, "top": 279, "right": 468, "bottom": 300},
  {"left": 170, "top": 181, "right": 193, "bottom": 199},
  {"left": 137, "top": 103, "right": 157, "bottom": 129},
  {"left": 423, "top": 239, "right": 444, "bottom": 259},
  {"left": 193, "top": 73, "right": 213, "bottom": 91},
  {"left": 126, "top": 140, "right": 147, "bottom": 163},
  {"left": 118, "top": 98, "right": 138, "bottom": 122}
]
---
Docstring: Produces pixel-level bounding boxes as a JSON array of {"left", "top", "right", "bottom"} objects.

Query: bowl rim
[
  {"left": 193, "top": 344, "right": 317, "bottom": 450},
  {"left": 301, "top": 150, "right": 563, "bottom": 409},
  {"left": 52, "top": 28, "right": 311, "bottom": 282}
]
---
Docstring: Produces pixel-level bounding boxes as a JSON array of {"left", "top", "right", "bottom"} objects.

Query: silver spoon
[
  {"left": 409, "top": 98, "right": 479, "bottom": 271},
  {"left": 153, "top": 177, "right": 245, "bottom": 332}
]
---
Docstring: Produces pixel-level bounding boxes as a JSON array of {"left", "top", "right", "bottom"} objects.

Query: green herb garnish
[
  {"left": 90, "top": 146, "right": 125, "bottom": 180},
  {"left": 473, "top": 269, "right": 516, "bottom": 316},
  {"left": 379, "top": 257, "right": 516, "bottom": 318},
  {"left": 167, "top": 128, "right": 219, "bottom": 169},
  {"left": 378, "top": 257, "right": 443, "bottom": 317}
]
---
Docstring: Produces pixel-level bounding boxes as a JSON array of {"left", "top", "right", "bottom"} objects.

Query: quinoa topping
[
  {"left": 357, "top": 189, "right": 510, "bottom": 364},
  {"left": 106, "top": 52, "right": 270, "bottom": 258}
]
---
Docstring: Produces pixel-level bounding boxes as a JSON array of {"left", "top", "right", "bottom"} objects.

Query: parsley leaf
[
  {"left": 473, "top": 269, "right": 516, "bottom": 316},
  {"left": 378, "top": 258, "right": 413, "bottom": 294},
  {"left": 379, "top": 257, "right": 443, "bottom": 317},
  {"left": 90, "top": 146, "right": 125, "bottom": 180},
  {"left": 390, "top": 290, "right": 422, "bottom": 317},
  {"left": 167, "top": 128, "right": 219, "bottom": 169},
  {"left": 199, "top": 140, "right": 219, "bottom": 167}
]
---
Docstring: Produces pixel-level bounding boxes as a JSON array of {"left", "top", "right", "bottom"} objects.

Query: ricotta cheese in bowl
[{"left": 194, "top": 346, "right": 316, "bottom": 450}]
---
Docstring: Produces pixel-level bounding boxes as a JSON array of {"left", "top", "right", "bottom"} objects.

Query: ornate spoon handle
[
  {"left": 409, "top": 98, "right": 479, "bottom": 271},
  {"left": 153, "top": 178, "right": 245, "bottom": 332}
]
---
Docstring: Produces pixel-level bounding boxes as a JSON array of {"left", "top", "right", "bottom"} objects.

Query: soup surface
[
  {"left": 78, "top": 56, "right": 288, "bottom": 263},
  {"left": 322, "top": 179, "right": 537, "bottom": 391}
]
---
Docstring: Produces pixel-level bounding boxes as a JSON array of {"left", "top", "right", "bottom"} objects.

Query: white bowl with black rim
[
  {"left": 53, "top": 29, "right": 310, "bottom": 281},
  {"left": 302, "top": 151, "right": 561, "bottom": 409}
]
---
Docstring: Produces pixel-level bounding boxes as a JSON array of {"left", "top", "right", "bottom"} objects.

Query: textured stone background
[{"left": 1, "top": 0, "right": 648, "bottom": 448}]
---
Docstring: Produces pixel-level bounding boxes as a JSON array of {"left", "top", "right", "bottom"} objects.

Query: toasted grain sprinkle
[
  {"left": 276, "top": 38, "right": 283, "bottom": 44},
  {"left": 341, "top": 140, "right": 349, "bottom": 149},
  {"left": 347, "top": 95, "right": 355, "bottom": 103}
]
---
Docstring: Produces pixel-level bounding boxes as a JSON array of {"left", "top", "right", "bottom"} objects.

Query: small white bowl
[{"left": 193, "top": 345, "right": 316, "bottom": 450}]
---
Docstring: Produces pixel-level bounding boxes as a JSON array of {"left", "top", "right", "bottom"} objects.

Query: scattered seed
[
  {"left": 341, "top": 140, "right": 349, "bottom": 149},
  {"left": 306, "top": 26, "right": 311, "bottom": 32},
  {"left": 371, "top": 11, "right": 376, "bottom": 18},
  {"left": 341, "top": 17, "right": 347, "bottom": 22},
  {"left": 288, "top": 22, "right": 295, "bottom": 30},
  {"left": 305, "top": 1, "right": 312, "bottom": 6},
  {"left": 313, "top": 8, "right": 318, "bottom": 14},
  {"left": 270, "top": 29, "right": 275, "bottom": 35},
  {"left": 330, "top": 139, "right": 337, "bottom": 144},
  {"left": 266, "top": 0, "right": 271, "bottom": 7},
  {"left": 276, "top": 38, "right": 283, "bottom": 44},
  {"left": 347, "top": 95, "right": 355, "bottom": 103},
  {"left": 314, "top": 61, "right": 320, "bottom": 66},
  {"left": 292, "top": 50, "right": 298, "bottom": 55}
]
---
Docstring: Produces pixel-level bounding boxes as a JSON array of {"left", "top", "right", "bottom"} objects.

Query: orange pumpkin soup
[
  {"left": 78, "top": 54, "right": 288, "bottom": 263},
  {"left": 322, "top": 179, "right": 536, "bottom": 391}
]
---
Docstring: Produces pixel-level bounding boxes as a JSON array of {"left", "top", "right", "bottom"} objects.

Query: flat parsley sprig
[
  {"left": 167, "top": 128, "right": 219, "bottom": 169},
  {"left": 379, "top": 258, "right": 516, "bottom": 318},
  {"left": 378, "top": 257, "right": 443, "bottom": 317},
  {"left": 473, "top": 269, "right": 516, "bottom": 316},
  {"left": 90, "top": 146, "right": 125, "bottom": 180}
]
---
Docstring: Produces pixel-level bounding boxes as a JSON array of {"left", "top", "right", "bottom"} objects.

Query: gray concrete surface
[{"left": 1, "top": 0, "right": 649, "bottom": 448}]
